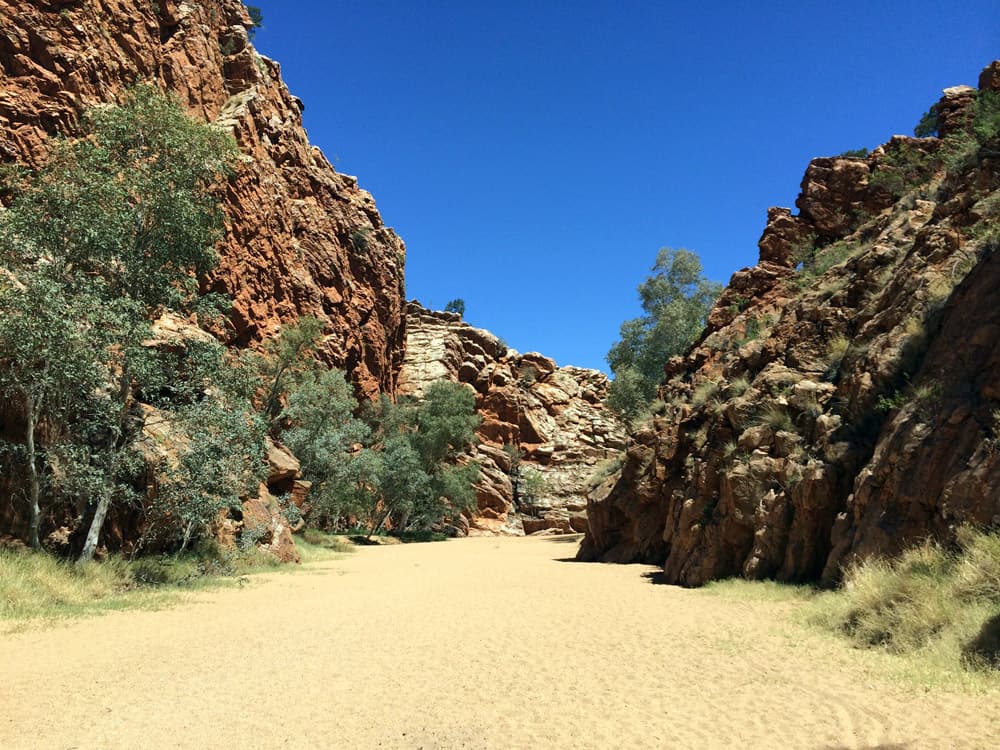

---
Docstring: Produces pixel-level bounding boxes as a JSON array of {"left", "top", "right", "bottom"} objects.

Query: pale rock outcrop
[{"left": 399, "top": 302, "right": 627, "bottom": 535}]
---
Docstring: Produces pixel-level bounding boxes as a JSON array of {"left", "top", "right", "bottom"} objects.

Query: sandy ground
[{"left": 2, "top": 536, "right": 998, "bottom": 750}]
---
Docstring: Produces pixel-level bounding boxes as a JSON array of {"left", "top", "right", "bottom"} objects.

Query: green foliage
[
  {"left": 411, "top": 381, "right": 480, "bottom": 468},
  {"left": 0, "top": 86, "right": 243, "bottom": 559},
  {"left": 443, "top": 298, "right": 466, "bottom": 317},
  {"left": 913, "top": 104, "right": 939, "bottom": 138},
  {"left": 691, "top": 380, "right": 720, "bottom": 407},
  {"left": 259, "top": 316, "right": 325, "bottom": 420},
  {"left": 813, "top": 528, "right": 1000, "bottom": 671},
  {"left": 735, "top": 316, "right": 761, "bottom": 347},
  {"left": 513, "top": 465, "right": 547, "bottom": 507},
  {"left": 245, "top": 5, "right": 264, "bottom": 39},
  {"left": 279, "top": 368, "right": 373, "bottom": 524},
  {"left": 869, "top": 142, "right": 937, "bottom": 198},
  {"left": 755, "top": 405, "right": 795, "bottom": 433},
  {"left": 271, "top": 355, "right": 481, "bottom": 535},
  {"left": 941, "top": 90, "right": 1000, "bottom": 173},
  {"left": 153, "top": 400, "right": 268, "bottom": 551},
  {"left": 606, "top": 367, "right": 653, "bottom": 425},
  {"left": 350, "top": 227, "right": 370, "bottom": 251},
  {"left": 0, "top": 541, "right": 286, "bottom": 624},
  {"left": 607, "top": 248, "right": 721, "bottom": 414},
  {"left": 725, "top": 376, "right": 751, "bottom": 398},
  {"left": 4, "top": 85, "right": 234, "bottom": 309},
  {"left": 837, "top": 147, "right": 870, "bottom": 158},
  {"left": 793, "top": 240, "right": 858, "bottom": 285},
  {"left": 971, "top": 89, "right": 1000, "bottom": 145},
  {"left": 587, "top": 456, "right": 624, "bottom": 489}
]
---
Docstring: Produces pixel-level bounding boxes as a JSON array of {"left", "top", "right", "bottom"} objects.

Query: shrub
[
  {"left": 913, "top": 105, "right": 939, "bottom": 138},
  {"left": 245, "top": 5, "right": 263, "bottom": 39},
  {"left": 691, "top": 380, "right": 720, "bottom": 407},
  {"left": 814, "top": 528, "right": 1000, "bottom": 670},
  {"left": 725, "top": 377, "right": 751, "bottom": 398},
  {"left": 443, "top": 298, "right": 466, "bottom": 317},
  {"left": 587, "top": 456, "right": 624, "bottom": 488},
  {"left": 837, "top": 147, "right": 870, "bottom": 158},
  {"left": 869, "top": 142, "right": 937, "bottom": 197},
  {"left": 755, "top": 405, "right": 794, "bottom": 432},
  {"left": 606, "top": 367, "right": 652, "bottom": 425}
]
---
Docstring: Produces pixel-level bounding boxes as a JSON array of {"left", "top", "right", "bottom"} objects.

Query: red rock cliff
[
  {"left": 579, "top": 62, "right": 1000, "bottom": 585},
  {"left": 0, "top": 0, "right": 405, "bottom": 397}
]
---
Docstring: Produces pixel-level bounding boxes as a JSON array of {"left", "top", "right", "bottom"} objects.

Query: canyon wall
[
  {"left": 0, "top": 0, "right": 405, "bottom": 397},
  {"left": 399, "top": 302, "right": 627, "bottom": 535},
  {"left": 579, "top": 64, "right": 1000, "bottom": 585}
]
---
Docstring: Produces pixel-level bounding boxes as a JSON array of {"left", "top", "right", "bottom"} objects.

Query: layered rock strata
[
  {"left": 579, "top": 62, "right": 1000, "bottom": 585},
  {"left": 0, "top": 0, "right": 405, "bottom": 397},
  {"left": 399, "top": 302, "right": 627, "bottom": 535}
]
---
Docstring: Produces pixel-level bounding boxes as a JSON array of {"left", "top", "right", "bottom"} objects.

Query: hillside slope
[{"left": 579, "top": 62, "right": 1000, "bottom": 585}]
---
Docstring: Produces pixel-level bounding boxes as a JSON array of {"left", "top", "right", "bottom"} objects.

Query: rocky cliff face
[
  {"left": 399, "top": 302, "right": 627, "bottom": 535},
  {"left": 0, "top": 0, "right": 405, "bottom": 397},
  {"left": 579, "top": 63, "right": 1000, "bottom": 585}
]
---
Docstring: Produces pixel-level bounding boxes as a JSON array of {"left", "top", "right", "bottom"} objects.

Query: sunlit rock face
[
  {"left": 0, "top": 0, "right": 406, "bottom": 399},
  {"left": 399, "top": 302, "right": 628, "bottom": 536},
  {"left": 579, "top": 62, "right": 1000, "bottom": 585},
  {"left": 0, "top": 0, "right": 409, "bottom": 553}
]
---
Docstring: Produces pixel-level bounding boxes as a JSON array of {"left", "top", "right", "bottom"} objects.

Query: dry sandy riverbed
[{"left": 2, "top": 536, "right": 998, "bottom": 749}]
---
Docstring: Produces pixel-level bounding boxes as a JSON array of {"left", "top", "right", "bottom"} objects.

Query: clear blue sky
[{"left": 250, "top": 1, "right": 998, "bottom": 373}]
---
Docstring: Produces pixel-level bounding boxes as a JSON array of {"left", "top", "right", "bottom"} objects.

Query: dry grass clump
[
  {"left": 811, "top": 527, "right": 1000, "bottom": 672},
  {"left": 725, "top": 376, "right": 751, "bottom": 398},
  {"left": 755, "top": 405, "right": 795, "bottom": 432},
  {"left": 588, "top": 456, "right": 625, "bottom": 488},
  {"left": 691, "top": 380, "right": 720, "bottom": 407},
  {"left": 1, "top": 550, "right": 139, "bottom": 622}
]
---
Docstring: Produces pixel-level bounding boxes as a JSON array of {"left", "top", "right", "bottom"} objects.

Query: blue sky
[{"left": 250, "top": 1, "right": 998, "bottom": 373}]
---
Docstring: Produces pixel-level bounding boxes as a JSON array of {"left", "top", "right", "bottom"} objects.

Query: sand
[{"left": 1, "top": 535, "right": 997, "bottom": 749}]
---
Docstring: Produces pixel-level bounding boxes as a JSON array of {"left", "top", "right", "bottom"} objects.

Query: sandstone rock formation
[
  {"left": 0, "top": 0, "right": 405, "bottom": 398},
  {"left": 399, "top": 302, "right": 627, "bottom": 535},
  {"left": 579, "top": 63, "right": 1000, "bottom": 585},
  {"left": 0, "top": 0, "right": 413, "bottom": 557}
]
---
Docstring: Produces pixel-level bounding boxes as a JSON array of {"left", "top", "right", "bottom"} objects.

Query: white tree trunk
[
  {"left": 25, "top": 391, "right": 41, "bottom": 550},
  {"left": 77, "top": 494, "right": 110, "bottom": 564}
]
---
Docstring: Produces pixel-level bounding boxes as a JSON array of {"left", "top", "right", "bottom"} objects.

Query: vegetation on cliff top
[{"left": 606, "top": 247, "right": 721, "bottom": 423}]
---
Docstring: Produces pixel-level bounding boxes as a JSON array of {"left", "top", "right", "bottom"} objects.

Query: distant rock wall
[
  {"left": 579, "top": 62, "right": 1000, "bottom": 585},
  {"left": 399, "top": 302, "right": 627, "bottom": 535},
  {"left": 0, "top": 0, "right": 406, "bottom": 398}
]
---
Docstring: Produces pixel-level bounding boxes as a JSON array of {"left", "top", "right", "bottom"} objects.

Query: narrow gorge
[{"left": 0, "top": 0, "right": 998, "bottom": 587}]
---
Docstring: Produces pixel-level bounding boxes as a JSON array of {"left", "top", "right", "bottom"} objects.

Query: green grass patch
[
  {"left": 810, "top": 528, "right": 1000, "bottom": 673},
  {"left": 0, "top": 539, "right": 301, "bottom": 629},
  {"left": 295, "top": 529, "right": 356, "bottom": 562},
  {"left": 702, "top": 528, "right": 1000, "bottom": 690}
]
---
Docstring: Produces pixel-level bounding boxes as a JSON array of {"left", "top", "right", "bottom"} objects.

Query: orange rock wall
[{"left": 0, "top": 0, "right": 406, "bottom": 397}]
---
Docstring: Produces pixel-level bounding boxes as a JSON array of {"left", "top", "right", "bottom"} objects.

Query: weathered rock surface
[
  {"left": 399, "top": 302, "right": 627, "bottom": 535},
  {"left": 0, "top": 0, "right": 405, "bottom": 398},
  {"left": 580, "top": 64, "right": 1000, "bottom": 585}
]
